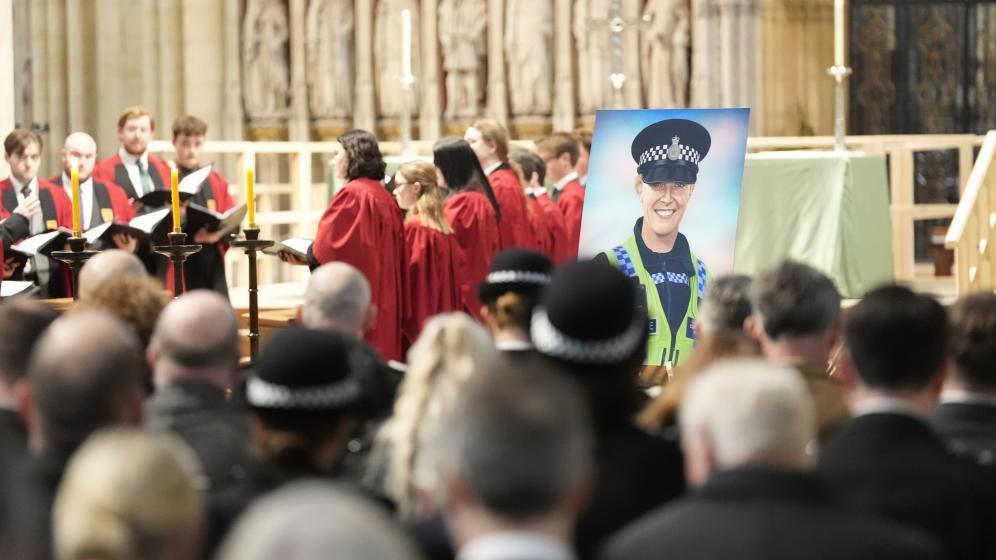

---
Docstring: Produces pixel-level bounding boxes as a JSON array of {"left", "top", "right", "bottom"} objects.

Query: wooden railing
[{"left": 945, "top": 131, "right": 996, "bottom": 294}]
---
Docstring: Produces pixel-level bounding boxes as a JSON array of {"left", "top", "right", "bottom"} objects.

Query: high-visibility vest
[{"left": 603, "top": 235, "right": 709, "bottom": 367}]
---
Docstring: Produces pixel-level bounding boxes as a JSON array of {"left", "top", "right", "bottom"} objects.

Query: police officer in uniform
[{"left": 595, "top": 118, "right": 711, "bottom": 369}]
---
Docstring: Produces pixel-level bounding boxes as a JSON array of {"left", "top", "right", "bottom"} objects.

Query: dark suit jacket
[
  {"left": 3, "top": 449, "right": 72, "bottom": 560},
  {"left": 930, "top": 401, "right": 996, "bottom": 467},
  {"left": 818, "top": 412, "right": 996, "bottom": 560},
  {"left": 602, "top": 468, "right": 943, "bottom": 560}
]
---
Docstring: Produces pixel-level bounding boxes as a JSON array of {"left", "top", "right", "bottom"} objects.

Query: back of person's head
[
  {"left": 78, "top": 250, "right": 148, "bottom": 300},
  {"left": 477, "top": 248, "right": 553, "bottom": 335},
  {"left": 301, "top": 262, "right": 372, "bottom": 337},
  {"left": 29, "top": 311, "right": 146, "bottom": 453},
  {"left": 337, "top": 129, "right": 386, "bottom": 181},
  {"left": 698, "top": 274, "right": 753, "bottom": 336},
  {"left": 53, "top": 429, "right": 204, "bottom": 560},
  {"left": 948, "top": 292, "right": 996, "bottom": 391},
  {"left": 432, "top": 136, "right": 501, "bottom": 217},
  {"left": 217, "top": 481, "right": 421, "bottom": 560},
  {"left": 79, "top": 275, "right": 167, "bottom": 349},
  {"left": 535, "top": 132, "right": 580, "bottom": 166},
  {"left": 750, "top": 261, "right": 841, "bottom": 339},
  {"left": 383, "top": 313, "right": 499, "bottom": 514},
  {"left": 680, "top": 359, "right": 815, "bottom": 484},
  {"left": 508, "top": 149, "right": 540, "bottom": 185},
  {"left": 434, "top": 364, "right": 592, "bottom": 524},
  {"left": 845, "top": 285, "right": 949, "bottom": 391},
  {"left": 148, "top": 290, "right": 240, "bottom": 389},
  {"left": 0, "top": 301, "right": 58, "bottom": 388}
]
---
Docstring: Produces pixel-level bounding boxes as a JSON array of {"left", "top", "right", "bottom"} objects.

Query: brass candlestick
[
  {"left": 153, "top": 231, "right": 203, "bottom": 298},
  {"left": 231, "top": 227, "right": 274, "bottom": 362},
  {"left": 51, "top": 236, "right": 99, "bottom": 301}
]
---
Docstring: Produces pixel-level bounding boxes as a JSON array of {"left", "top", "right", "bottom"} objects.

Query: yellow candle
[
  {"left": 70, "top": 165, "right": 81, "bottom": 236},
  {"left": 246, "top": 165, "right": 256, "bottom": 227},
  {"left": 171, "top": 166, "right": 181, "bottom": 233}
]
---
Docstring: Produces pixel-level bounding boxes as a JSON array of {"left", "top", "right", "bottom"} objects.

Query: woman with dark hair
[
  {"left": 433, "top": 136, "right": 501, "bottom": 321},
  {"left": 304, "top": 129, "right": 405, "bottom": 361}
]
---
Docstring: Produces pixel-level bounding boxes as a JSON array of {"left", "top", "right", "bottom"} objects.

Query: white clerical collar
[
  {"left": 483, "top": 161, "right": 503, "bottom": 176},
  {"left": 553, "top": 171, "right": 578, "bottom": 192},
  {"left": 940, "top": 390, "right": 996, "bottom": 408},
  {"left": 853, "top": 396, "right": 925, "bottom": 419},
  {"left": 457, "top": 532, "right": 574, "bottom": 560},
  {"left": 118, "top": 146, "right": 149, "bottom": 168}
]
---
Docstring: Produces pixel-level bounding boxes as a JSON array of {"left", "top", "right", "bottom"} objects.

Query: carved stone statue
[
  {"left": 505, "top": 0, "right": 553, "bottom": 116},
  {"left": 573, "top": 0, "right": 613, "bottom": 114},
  {"left": 438, "top": 0, "right": 486, "bottom": 119},
  {"left": 242, "top": 0, "right": 290, "bottom": 118},
  {"left": 306, "top": 0, "right": 354, "bottom": 119},
  {"left": 374, "top": 0, "right": 420, "bottom": 118},
  {"left": 641, "top": 0, "right": 690, "bottom": 108}
]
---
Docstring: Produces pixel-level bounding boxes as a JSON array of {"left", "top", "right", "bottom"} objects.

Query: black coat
[
  {"left": 818, "top": 412, "right": 996, "bottom": 560},
  {"left": 2, "top": 450, "right": 72, "bottom": 560},
  {"left": 601, "top": 468, "right": 943, "bottom": 560},
  {"left": 930, "top": 401, "right": 996, "bottom": 468}
]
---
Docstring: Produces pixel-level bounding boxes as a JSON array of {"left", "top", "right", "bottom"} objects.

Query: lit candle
[
  {"left": 70, "top": 164, "right": 81, "bottom": 236},
  {"left": 834, "top": 0, "right": 846, "bottom": 67},
  {"left": 401, "top": 9, "right": 412, "bottom": 79},
  {"left": 246, "top": 163, "right": 256, "bottom": 228},
  {"left": 170, "top": 164, "right": 181, "bottom": 233}
]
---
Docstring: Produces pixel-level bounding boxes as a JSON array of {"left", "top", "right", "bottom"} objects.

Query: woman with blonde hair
[
  {"left": 53, "top": 429, "right": 205, "bottom": 560},
  {"left": 394, "top": 160, "right": 463, "bottom": 348},
  {"left": 464, "top": 119, "right": 530, "bottom": 250},
  {"left": 476, "top": 247, "right": 552, "bottom": 355}
]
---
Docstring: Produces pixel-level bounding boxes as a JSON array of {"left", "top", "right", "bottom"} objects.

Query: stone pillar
[
  {"left": 353, "top": 0, "right": 376, "bottom": 133},
  {"left": 12, "top": 0, "right": 32, "bottom": 132},
  {"left": 486, "top": 0, "right": 508, "bottom": 125},
  {"left": 158, "top": 0, "right": 184, "bottom": 134},
  {"left": 180, "top": 0, "right": 227, "bottom": 140},
  {"left": 94, "top": 0, "right": 123, "bottom": 156},
  {"left": 137, "top": 2, "right": 161, "bottom": 127},
  {"left": 0, "top": 0, "right": 12, "bottom": 178},
  {"left": 622, "top": 0, "right": 643, "bottom": 108},
  {"left": 44, "top": 0, "right": 68, "bottom": 160},
  {"left": 64, "top": 0, "right": 86, "bottom": 131},
  {"left": 420, "top": 0, "right": 441, "bottom": 140},
  {"left": 29, "top": 0, "right": 51, "bottom": 167},
  {"left": 552, "top": 0, "right": 575, "bottom": 131},
  {"left": 288, "top": 0, "right": 310, "bottom": 140},
  {"left": 222, "top": 0, "right": 244, "bottom": 142}
]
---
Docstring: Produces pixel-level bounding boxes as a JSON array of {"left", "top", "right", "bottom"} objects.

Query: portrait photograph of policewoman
[{"left": 584, "top": 109, "right": 750, "bottom": 368}]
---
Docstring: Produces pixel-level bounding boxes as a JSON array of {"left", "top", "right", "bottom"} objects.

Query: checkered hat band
[
  {"left": 531, "top": 307, "right": 644, "bottom": 364},
  {"left": 639, "top": 144, "right": 701, "bottom": 165},
  {"left": 485, "top": 270, "right": 551, "bottom": 285},
  {"left": 246, "top": 376, "right": 362, "bottom": 410}
]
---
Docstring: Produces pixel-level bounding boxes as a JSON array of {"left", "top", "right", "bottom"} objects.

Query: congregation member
[
  {"left": 94, "top": 106, "right": 171, "bottom": 206},
  {"left": 465, "top": 119, "right": 530, "bottom": 250},
  {"left": 76, "top": 249, "right": 148, "bottom": 299},
  {"left": 392, "top": 160, "right": 462, "bottom": 348},
  {"left": 433, "top": 363, "right": 593, "bottom": 560},
  {"left": 144, "top": 291, "right": 250, "bottom": 494},
  {"left": 53, "top": 429, "right": 205, "bottom": 560},
  {"left": 573, "top": 127, "right": 593, "bottom": 186},
  {"left": 603, "top": 360, "right": 943, "bottom": 560},
  {"left": 930, "top": 291, "right": 996, "bottom": 467},
  {"left": 507, "top": 149, "right": 552, "bottom": 255},
  {"left": 434, "top": 136, "right": 501, "bottom": 321},
  {"left": 476, "top": 247, "right": 552, "bottom": 356},
  {"left": 172, "top": 115, "right": 235, "bottom": 296},
  {"left": 535, "top": 132, "right": 585, "bottom": 259},
  {"left": 746, "top": 261, "right": 848, "bottom": 439},
  {"left": 819, "top": 285, "right": 996, "bottom": 560},
  {"left": 532, "top": 260, "right": 684, "bottom": 559},
  {"left": 509, "top": 149, "right": 569, "bottom": 262},
  {"left": 4, "top": 311, "right": 146, "bottom": 560},
  {"left": 303, "top": 129, "right": 405, "bottom": 362}
]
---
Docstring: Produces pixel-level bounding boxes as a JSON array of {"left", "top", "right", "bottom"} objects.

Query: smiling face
[
  {"left": 638, "top": 179, "right": 694, "bottom": 252},
  {"left": 6, "top": 140, "right": 41, "bottom": 184},
  {"left": 118, "top": 115, "right": 153, "bottom": 156}
]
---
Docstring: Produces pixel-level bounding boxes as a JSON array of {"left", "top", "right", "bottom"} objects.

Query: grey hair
[
  {"left": 749, "top": 261, "right": 840, "bottom": 339},
  {"left": 78, "top": 250, "right": 148, "bottom": 301},
  {"left": 301, "top": 262, "right": 372, "bottom": 334},
  {"left": 217, "top": 481, "right": 422, "bottom": 560},
  {"left": 697, "top": 274, "right": 753, "bottom": 336},
  {"left": 680, "top": 358, "right": 816, "bottom": 469}
]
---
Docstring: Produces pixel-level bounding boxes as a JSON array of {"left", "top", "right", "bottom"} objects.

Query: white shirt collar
[
  {"left": 62, "top": 173, "right": 95, "bottom": 228},
  {"left": 483, "top": 161, "right": 503, "bottom": 176},
  {"left": 553, "top": 171, "right": 578, "bottom": 192},
  {"left": 853, "top": 396, "right": 925, "bottom": 419},
  {"left": 9, "top": 175, "right": 36, "bottom": 195},
  {"left": 118, "top": 146, "right": 148, "bottom": 168},
  {"left": 939, "top": 390, "right": 996, "bottom": 408},
  {"left": 457, "top": 532, "right": 574, "bottom": 560}
]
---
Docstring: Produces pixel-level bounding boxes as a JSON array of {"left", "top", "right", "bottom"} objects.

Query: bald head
[
  {"left": 30, "top": 310, "right": 145, "bottom": 453},
  {"left": 61, "top": 132, "right": 99, "bottom": 182},
  {"left": 301, "top": 263, "right": 372, "bottom": 337},
  {"left": 149, "top": 290, "right": 240, "bottom": 388},
  {"left": 79, "top": 250, "right": 148, "bottom": 300}
]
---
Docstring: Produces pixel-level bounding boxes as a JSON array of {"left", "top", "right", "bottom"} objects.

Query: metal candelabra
[{"left": 231, "top": 227, "right": 274, "bottom": 362}]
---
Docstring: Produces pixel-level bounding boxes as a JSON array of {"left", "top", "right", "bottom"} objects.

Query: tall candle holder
[
  {"left": 827, "top": 64, "right": 853, "bottom": 152},
  {"left": 153, "top": 231, "right": 203, "bottom": 298},
  {"left": 231, "top": 227, "right": 274, "bottom": 362},
  {"left": 51, "top": 236, "right": 99, "bottom": 301}
]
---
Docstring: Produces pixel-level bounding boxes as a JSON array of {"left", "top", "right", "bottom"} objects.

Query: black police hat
[
  {"left": 631, "top": 118, "right": 711, "bottom": 185},
  {"left": 531, "top": 260, "right": 646, "bottom": 370},
  {"left": 477, "top": 248, "right": 554, "bottom": 303}
]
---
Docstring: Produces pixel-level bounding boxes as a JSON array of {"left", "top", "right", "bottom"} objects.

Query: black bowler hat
[
  {"left": 531, "top": 260, "right": 647, "bottom": 370},
  {"left": 477, "top": 248, "right": 554, "bottom": 303},
  {"left": 246, "top": 327, "right": 364, "bottom": 414},
  {"left": 631, "top": 118, "right": 712, "bottom": 184}
]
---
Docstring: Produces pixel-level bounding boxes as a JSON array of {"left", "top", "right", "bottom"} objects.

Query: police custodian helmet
[{"left": 631, "top": 118, "right": 711, "bottom": 185}]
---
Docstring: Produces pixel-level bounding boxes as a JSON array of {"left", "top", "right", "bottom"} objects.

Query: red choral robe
[
  {"left": 557, "top": 180, "right": 585, "bottom": 260},
  {"left": 487, "top": 165, "right": 530, "bottom": 250},
  {"left": 401, "top": 219, "right": 463, "bottom": 349},
  {"left": 443, "top": 190, "right": 500, "bottom": 321},
  {"left": 48, "top": 175, "right": 135, "bottom": 222},
  {"left": 313, "top": 177, "right": 405, "bottom": 362},
  {"left": 181, "top": 166, "right": 234, "bottom": 297},
  {"left": 524, "top": 196, "right": 550, "bottom": 255},
  {"left": 94, "top": 153, "right": 172, "bottom": 201},
  {"left": 534, "top": 193, "right": 571, "bottom": 264},
  {"left": 0, "top": 178, "right": 74, "bottom": 230}
]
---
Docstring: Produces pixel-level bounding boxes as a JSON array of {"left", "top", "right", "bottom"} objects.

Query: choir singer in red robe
[
  {"left": 434, "top": 137, "right": 501, "bottom": 321},
  {"left": 464, "top": 119, "right": 530, "bottom": 251},
  {"left": 286, "top": 130, "right": 405, "bottom": 362},
  {"left": 393, "top": 160, "right": 462, "bottom": 349},
  {"left": 536, "top": 132, "right": 586, "bottom": 260}
]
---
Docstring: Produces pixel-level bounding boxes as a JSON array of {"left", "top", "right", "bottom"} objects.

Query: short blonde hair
[
  {"left": 469, "top": 119, "right": 511, "bottom": 162},
  {"left": 117, "top": 106, "right": 155, "bottom": 130},
  {"left": 53, "top": 429, "right": 205, "bottom": 560}
]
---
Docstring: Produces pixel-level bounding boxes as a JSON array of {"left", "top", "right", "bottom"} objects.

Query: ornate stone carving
[
  {"left": 439, "top": 0, "right": 486, "bottom": 119},
  {"left": 242, "top": 0, "right": 291, "bottom": 119},
  {"left": 506, "top": 0, "right": 553, "bottom": 116},
  {"left": 305, "top": 0, "right": 354, "bottom": 119},
  {"left": 853, "top": 6, "right": 896, "bottom": 134},
  {"left": 573, "top": 0, "right": 612, "bottom": 114},
  {"left": 641, "top": 0, "right": 691, "bottom": 108},
  {"left": 374, "top": 0, "right": 420, "bottom": 118}
]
